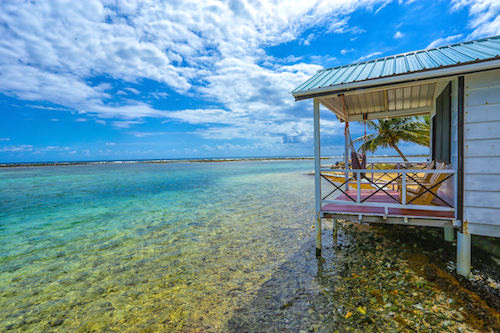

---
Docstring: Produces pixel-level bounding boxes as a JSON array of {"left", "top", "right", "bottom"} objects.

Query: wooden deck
[{"left": 322, "top": 190, "right": 455, "bottom": 219}]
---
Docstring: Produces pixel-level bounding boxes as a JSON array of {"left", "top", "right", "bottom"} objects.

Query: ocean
[
  {"left": 0, "top": 160, "right": 320, "bottom": 331},
  {"left": 1, "top": 159, "right": 493, "bottom": 332}
]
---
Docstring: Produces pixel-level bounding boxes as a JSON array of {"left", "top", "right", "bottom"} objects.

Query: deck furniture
[{"left": 399, "top": 162, "right": 448, "bottom": 205}]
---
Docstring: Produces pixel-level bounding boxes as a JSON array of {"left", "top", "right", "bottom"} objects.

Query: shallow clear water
[{"left": 0, "top": 160, "right": 319, "bottom": 331}]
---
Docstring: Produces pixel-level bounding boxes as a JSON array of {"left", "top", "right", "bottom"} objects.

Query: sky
[{"left": 0, "top": 0, "right": 499, "bottom": 162}]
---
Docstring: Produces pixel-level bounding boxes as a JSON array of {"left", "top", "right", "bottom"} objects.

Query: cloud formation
[
  {"left": 357, "top": 52, "right": 383, "bottom": 62},
  {"left": 0, "top": 0, "right": 495, "bottom": 151},
  {"left": 0, "top": 0, "right": 390, "bottom": 146},
  {"left": 452, "top": 0, "right": 500, "bottom": 38},
  {"left": 426, "top": 34, "right": 464, "bottom": 48},
  {"left": 0, "top": 145, "right": 33, "bottom": 152},
  {"left": 393, "top": 31, "right": 405, "bottom": 39}
]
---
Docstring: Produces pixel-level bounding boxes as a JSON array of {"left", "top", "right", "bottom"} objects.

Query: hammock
[{"left": 345, "top": 121, "right": 366, "bottom": 179}]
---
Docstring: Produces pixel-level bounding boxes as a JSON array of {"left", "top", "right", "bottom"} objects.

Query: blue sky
[{"left": 0, "top": 0, "right": 499, "bottom": 162}]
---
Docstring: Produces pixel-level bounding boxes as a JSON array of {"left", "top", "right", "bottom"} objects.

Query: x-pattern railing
[
  {"left": 405, "top": 172, "right": 454, "bottom": 207},
  {"left": 321, "top": 173, "right": 356, "bottom": 201},
  {"left": 320, "top": 166, "right": 456, "bottom": 214},
  {"left": 360, "top": 173, "right": 401, "bottom": 203}
]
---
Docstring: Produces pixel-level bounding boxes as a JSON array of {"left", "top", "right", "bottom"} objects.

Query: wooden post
[
  {"left": 314, "top": 99, "right": 322, "bottom": 257},
  {"left": 356, "top": 171, "right": 361, "bottom": 203},
  {"left": 315, "top": 213, "right": 322, "bottom": 257},
  {"left": 344, "top": 125, "right": 350, "bottom": 191},
  {"left": 333, "top": 219, "right": 338, "bottom": 242},
  {"left": 402, "top": 170, "right": 406, "bottom": 204},
  {"left": 340, "top": 94, "right": 350, "bottom": 191}
]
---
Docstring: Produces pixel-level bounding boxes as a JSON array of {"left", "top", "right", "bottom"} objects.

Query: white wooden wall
[{"left": 464, "top": 68, "right": 500, "bottom": 237}]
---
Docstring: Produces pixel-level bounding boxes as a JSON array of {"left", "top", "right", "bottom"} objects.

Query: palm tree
[{"left": 353, "top": 116, "right": 430, "bottom": 162}]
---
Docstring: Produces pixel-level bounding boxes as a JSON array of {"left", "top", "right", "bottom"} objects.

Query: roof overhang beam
[{"left": 346, "top": 106, "right": 431, "bottom": 121}]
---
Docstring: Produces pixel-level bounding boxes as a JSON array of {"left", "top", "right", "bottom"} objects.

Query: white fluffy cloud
[
  {"left": 452, "top": 0, "right": 500, "bottom": 38},
  {"left": 426, "top": 34, "right": 464, "bottom": 48},
  {"left": 4, "top": 0, "right": 488, "bottom": 148},
  {"left": 393, "top": 31, "right": 405, "bottom": 39},
  {"left": 1, "top": 0, "right": 389, "bottom": 145},
  {"left": 357, "top": 51, "right": 383, "bottom": 61},
  {"left": 0, "top": 145, "right": 33, "bottom": 152}
]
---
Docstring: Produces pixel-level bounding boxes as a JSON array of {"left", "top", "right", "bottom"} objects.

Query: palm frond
[{"left": 354, "top": 116, "right": 430, "bottom": 158}]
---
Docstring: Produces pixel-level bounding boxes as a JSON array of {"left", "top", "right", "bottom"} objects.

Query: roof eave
[{"left": 293, "top": 58, "right": 500, "bottom": 101}]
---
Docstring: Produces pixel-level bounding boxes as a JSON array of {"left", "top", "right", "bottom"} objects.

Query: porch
[
  {"left": 306, "top": 77, "right": 461, "bottom": 260},
  {"left": 320, "top": 165, "right": 456, "bottom": 226}
]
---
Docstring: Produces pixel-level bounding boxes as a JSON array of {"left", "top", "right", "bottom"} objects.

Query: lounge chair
[{"left": 399, "top": 162, "right": 447, "bottom": 205}]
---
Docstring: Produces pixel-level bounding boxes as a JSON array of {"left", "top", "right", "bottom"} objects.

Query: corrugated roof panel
[
  {"left": 418, "top": 51, "right": 439, "bottom": 67},
  {"left": 356, "top": 61, "right": 376, "bottom": 80},
  {"left": 344, "top": 92, "right": 356, "bottom": 111},
  {"left": 453, "top": 45, "right": 489, "bottom": 59},
  {"left": 440, "top": 47, "right": 475, "bottom": 63},
  {"left": 366, "top": 91, "right": 375, "bottom": 112},
  {"left": 421, "top": 84, "right": 432, "bottom": 107},
  {"left": 351, "top": 94, "right": 362, "bottom": 114},
  {"left": 367, "top": 60, "right": 386, "bottom": 79},
  {"left": 314, "top": 68, "right": 340, "bottom": 88},
  {"left": 382, "top": 58, "right": 395, "bottom": 76},
  {"left": 395, "top": 87, "right": 403, "bottom": 110},
  {"left": 465, "top": 43, "right": 498, "bottom": 57},
  {"left": 395, "top": 56, "right": 408, "bottom": 74},
  {"left": 387, "top": 89, "right": 396, "bottom": 110},
  {"left": 374, "top": 91, "right": 385, "bottom": 112},
  {"left": 474, "top": 43, "right": 500, "bottom": 55},
  {"left": 481, "top": 39, "right": 500, "bottom": 50},
  {"left": 403, "top": 86, "right": 412, "bottom": 109},
  {"left": 311, "top": 68, "right": 338, "bottom": 89},
  {"left": 292, "top": 35, "right": 500, "bottom": 96},
  {"left": 405, "top": 53, "right": 422, "bottom": 71},
  {"left": 427, "top": 49, "right": 456, "bottom": 66},
  {"left": 332, "top": 65, "right": 357, "bottom": 85},
  {"left": 410, "top": 85, "right": 420, "bottom": 108},
  {"left": 345, "top": 62, "right": 368, "bottom": 83},
  {"left": 292, "top": 69, "right": 322, "bottom": 92},
  {"left": 302, "top": 69, "right": 330, "bottom": 90}
]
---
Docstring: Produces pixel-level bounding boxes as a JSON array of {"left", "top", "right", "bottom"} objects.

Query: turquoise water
[{"left": 0, "top": 160, "right": 318, "bottom": 331}]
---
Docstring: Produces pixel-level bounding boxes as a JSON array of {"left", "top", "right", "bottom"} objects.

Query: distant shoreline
[
  {"left": 0, "top": 157, "right": 315, "bottom": 168},
  {"left": 0, "top": 155, "right": 428, "bottom": 168}
]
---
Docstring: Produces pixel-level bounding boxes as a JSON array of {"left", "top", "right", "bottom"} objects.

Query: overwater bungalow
[{"left": 292, "top": 35, "right": 500, "bottom": 277}]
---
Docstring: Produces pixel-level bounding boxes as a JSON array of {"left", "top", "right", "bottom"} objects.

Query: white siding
[{"left": 464, "top": 68, "right": 500, "bottom": 237}]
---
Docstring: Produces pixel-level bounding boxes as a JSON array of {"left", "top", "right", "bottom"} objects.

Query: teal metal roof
[{"left": 292, "top": 35, "right": 500, "bottom": 99}]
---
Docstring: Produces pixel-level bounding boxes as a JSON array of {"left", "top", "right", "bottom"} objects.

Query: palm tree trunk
[{"left": 392, "top": 144, "right": 409, "bottom": 163}]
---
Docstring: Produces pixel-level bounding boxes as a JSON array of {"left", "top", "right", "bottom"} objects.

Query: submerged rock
[{"left": 50, "top": 318, "right": 64, "bottom": 327}]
